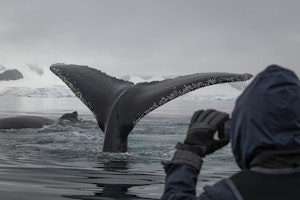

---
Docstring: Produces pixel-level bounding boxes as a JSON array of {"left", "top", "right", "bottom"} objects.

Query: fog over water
[{"left": 0, "top": 0, "right": 300, "bottom": 76}]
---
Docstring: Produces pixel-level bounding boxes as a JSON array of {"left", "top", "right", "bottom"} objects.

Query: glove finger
[
  {"left": 208, "top": 112, "right": 229, "bottom": 128},
  {"left": 197, "top": 109, "right": 215, "bottom": 123},
  {"left": 206, "top": 139, "right": 230, "bottom": 154},
  {"left": 217, "top": 118, "right": 229, "bottom": 139},
  {"left": 216, "top": 138, "right": 230, "bottom": 148},
  {"left": 202, "top": 110, "right": 219, "bottom": 125},
  {"left": 218, "top": 126, "right": 225, "bottom": 139},
  {"left": 190, "top": 110, "right": 204, "bottom": 125}
]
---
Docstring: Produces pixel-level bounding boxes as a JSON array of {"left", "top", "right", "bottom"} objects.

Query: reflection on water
[
  {"left": 65, "top": 160, "right": 162, "bottom": 200},
  {"left": 0, "top": 96, "right": 238, "bottom": 199}
]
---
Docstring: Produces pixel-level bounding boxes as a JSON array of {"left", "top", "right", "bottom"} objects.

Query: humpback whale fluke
[{"left": 50, "top": 64, "right": 253, "bottom": 153}]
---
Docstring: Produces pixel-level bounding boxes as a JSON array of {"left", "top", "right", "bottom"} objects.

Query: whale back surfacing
[
  {"left": 0, "top": 112, "right": 79, "bottom": 130},
  {"left": 0, "top": 116, "right": 54, "bottom": 129},
  {"left": 50, "top": 64, "right": 253, "bottom": 152}
]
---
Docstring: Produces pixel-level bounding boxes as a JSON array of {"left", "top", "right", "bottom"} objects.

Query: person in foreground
[{"left": 160, "top": 64, "right": 300, "bottom": 200}]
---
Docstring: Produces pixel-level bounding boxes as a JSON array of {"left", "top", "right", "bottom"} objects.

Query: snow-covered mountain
[{"left": 0, "top": 66, "right": 250, "bottom": 100}]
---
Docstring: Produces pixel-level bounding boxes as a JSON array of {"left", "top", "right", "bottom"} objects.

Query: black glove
[{"left": 176, "top": 109, "right": 230, "bottom": 157}]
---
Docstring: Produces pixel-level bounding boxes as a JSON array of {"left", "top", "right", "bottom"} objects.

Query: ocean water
[{"left": 0, "top": 96, "right": 239, "bottom": 200}]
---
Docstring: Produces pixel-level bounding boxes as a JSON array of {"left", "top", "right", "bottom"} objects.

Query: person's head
[{"left": 230, "top": 65, "right": 300, "bottom": 169}]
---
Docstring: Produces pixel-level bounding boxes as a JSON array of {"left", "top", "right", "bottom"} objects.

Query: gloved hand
[{"left": 176, "top": 109, "right": 230, "bottom": 157}]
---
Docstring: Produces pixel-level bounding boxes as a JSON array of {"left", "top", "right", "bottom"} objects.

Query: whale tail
[{"left": 50, "top": 64, "right": 252, "bottom": 152}]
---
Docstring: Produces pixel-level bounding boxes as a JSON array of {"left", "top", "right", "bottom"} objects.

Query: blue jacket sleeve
[
  {"left": 161, "top": 161, "right": 210, "bottom": 200},
  {"left": 160, "top": 161, "right": 239, "bottom": 200}
]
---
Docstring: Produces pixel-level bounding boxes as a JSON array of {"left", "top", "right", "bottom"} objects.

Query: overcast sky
[{"left": 0, "top": 0, "right": 299, "bottom": 76}]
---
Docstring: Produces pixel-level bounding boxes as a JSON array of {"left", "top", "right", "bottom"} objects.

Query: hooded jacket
[
  {"left": 230, "top": 64, "right": 300, "bottom": 169},
  {"left": 161, "top": 65, "right": 300, "bottom": 200}
]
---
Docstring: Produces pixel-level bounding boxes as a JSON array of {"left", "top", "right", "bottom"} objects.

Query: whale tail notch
[{"left": 50, "top": 64, "right": 253, "bottom": 152}]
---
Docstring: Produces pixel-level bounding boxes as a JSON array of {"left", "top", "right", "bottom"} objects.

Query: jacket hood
[{"left": 230, "top": 65, "right": 300, "bottom": 169}]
